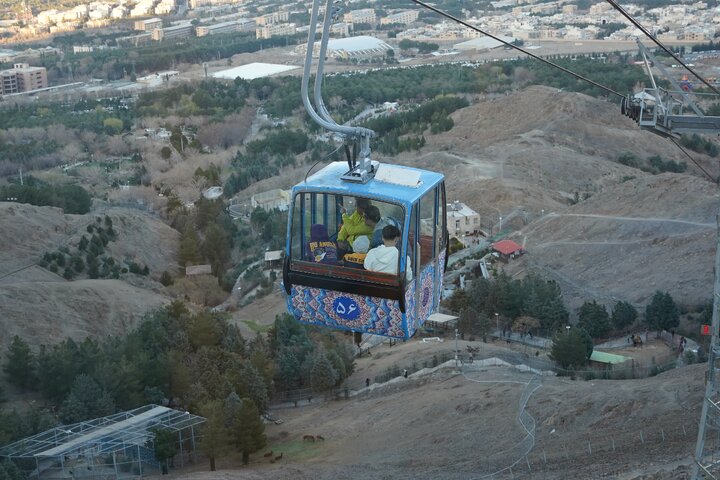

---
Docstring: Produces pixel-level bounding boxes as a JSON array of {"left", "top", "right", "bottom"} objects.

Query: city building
[
  {"left": 446, "top": 201, "right": 480, "bottom": 236},
  {"left": 155, "top": 0, "right": 176, "bottom": 15},
  {"left": 380, "top": 10, "right": 419, "bottom": 25},
  {"left": 343, "top": 8, "right": 376, "bottom": 25},
  {"left": 255, "top": 10, "right": 290, "bottom": 26},
  {"left": 251, "top": 189, "right": 290, "bottom": 211},
  {"left": 303, "top": 35, "right": 392, "bottom": 59},
  {"left": 330, "top": 22, "right": 351, "bottom": 37},
  {"left": 256, "top": 22, "right": 296, "bottom": 39},
  {"left": 197, "top": 20, "right": 236, "bottom": 36},
  {"left": 134, "top": 17, "right": 162, "bottom": 31},
  {"left": 152, "top": 23, "right": 193, "bottom": 41},
  {"left": 0, "top": 63, "right": 47, "bottom": 95},
  {"left": 189, "top": 0, "right": 245, "bottom": 8}
]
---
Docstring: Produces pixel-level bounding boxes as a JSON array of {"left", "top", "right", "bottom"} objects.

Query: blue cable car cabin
[{"left": 282, "top": 162, "right": 449, "bottom": 339}]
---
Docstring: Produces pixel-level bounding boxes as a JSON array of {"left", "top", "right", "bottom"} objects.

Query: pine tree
[
  {"left": 3, "top": 335, "right": 37, "bottom": 391},
  {"left": 611, "top": 301, "right": 637, "bottom": 330},
  {"left": 230, "top": 398, "right": 266, "bottom": 465},
  {"left": 149, "top": 428, "right": 177, "bottom": 474},
  {"left": 240, "top": 364, "right": 268, "bottom": 413},
  {"left": 1, "top": 460, "right": 23, "bottom": 480},
  {"left": 645, "top": 290, "right": 679, "bottom": 332},
  {"left": 179, "top": 226, "right": 202, "bottom": 267},
  {"left": 310, "top": 352, "right": 338, "bottom": 392},
  {"left": 59, "top": 374, "right": 115, "bottom": 423},
  {"left": 199, "top": 400, "right": 231, "bottom": 472},
  {"left": 577, "top": 301, "right": 611, "bottom": 339}
]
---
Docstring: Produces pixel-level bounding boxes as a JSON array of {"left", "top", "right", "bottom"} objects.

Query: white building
[
  {"left": 256, "top": 22, "right": 296, "bottom": 39},
  {"left": 380, "top": 10, "right": 419, "bottom": 26},
  {"left": 135, "top": 17, "right": 163, "bottom": 31},
  {"left": 303, "top": 35, "right": 392, "bottom": 59},
  {"left": 152, "top": 23, "right": 193, "bottom": 41},
  {"left": 343, "top": 8, "right": 376, "bottom": 25},
  {"left": 447, "top": 201, "right": 480, "bottom": 236},
  {"left": 255, "top": 10, "right": 290, "bottom": 26},
  {"left": 251, "top": 189, "right": 290, "bottom": 211}
]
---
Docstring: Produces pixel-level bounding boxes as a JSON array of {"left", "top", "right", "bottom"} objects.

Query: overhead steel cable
[
  {"left": 604, "top": 0, "right": 720, "bottom": 96},
  {"left": 669, "top": 137, "right": 718, "bottom": 184},
  {"left": 411, "top": 0, "right": 716, "bottom": 182},
  {"left": 409, "top": 0, "right": 625, "bottom": 99}
]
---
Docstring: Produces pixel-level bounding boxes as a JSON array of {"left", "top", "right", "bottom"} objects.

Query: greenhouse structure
[{"left": 0, "top": 405, "right": 206, "bottom": 480}]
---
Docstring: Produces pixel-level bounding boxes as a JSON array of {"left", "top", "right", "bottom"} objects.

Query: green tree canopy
[
  {"left": 59, "top": 374, "right": 116, "bottom": 424},
  {"left": 611, "top": 301, "right": 638, "bottom": 330},
  {"left": 229, "top": 398, "right": 266, "bottom": 465},
  {"left": 199, "top": 399, "right": 231, "bottom": 472},
  {"left": 149, "top": 428, "right": 177, "bottom": 474},
  {"left": 3, "top": 336, "right": 37, "bottom": 391},
  {"left": 178, "top": 226, "right": 202, "bottom": 267},
  {"left": 577, "top": 301, "right": 611, "bottom": 339},
  {"left": 645, "top": 291, "right": 679, "bottom": 332},
  {"left": 550, "top": 328, "right": 593, "bottom": 369}
]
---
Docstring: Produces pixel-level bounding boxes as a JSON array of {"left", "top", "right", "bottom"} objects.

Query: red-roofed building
[{"left": 492, "top": 239, "right": 524, "bottom": 259}]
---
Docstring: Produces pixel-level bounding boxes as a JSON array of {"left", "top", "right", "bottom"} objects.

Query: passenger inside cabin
[
  {"left": 307, "top": 224, "right": 338, "bottom": 264},
  {"left": 364, "top": 225, "right": 413, "bottom": 281},
  {"left": 364, "top": 205, "right": 402, "bottom": 249},
  {"left": 342, "top": 235, "right": 370, "bottom": 269},
  {"left": 337, "top": 197, "right": 373, "bottom": 252}
]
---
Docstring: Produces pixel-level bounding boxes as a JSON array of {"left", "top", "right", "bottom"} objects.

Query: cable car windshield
[{"left": 289, "top": 193, "right": 412, "bottom": 282}]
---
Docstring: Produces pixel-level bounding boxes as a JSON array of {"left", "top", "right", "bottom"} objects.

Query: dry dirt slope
[
  {"left": 0, "top": 202, "right": 178, "bottom": 354},
  {"left": 386, "top": 86, "right": 719, "bottom": 311},
  {"left": 166, "top": 339, "right": 704, "bottom": 480}
]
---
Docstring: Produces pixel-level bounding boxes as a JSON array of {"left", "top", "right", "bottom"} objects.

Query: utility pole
[
  {"left": 454, "top": 328, "right": 459, "bottom": 368},
  {"left": 692, "top": 214, "right": 720, "bottom": 479}
]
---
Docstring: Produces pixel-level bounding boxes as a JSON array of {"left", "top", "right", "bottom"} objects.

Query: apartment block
[
  {"left": 0, "top": 63, "right": 47, "bottom": 95},
  {"left": 380, "top": 10, "right": 419, "bottom": 26},
  {"left": 255, "top": 11, "right": 290, "bottom": 26},
  {"left": 343, "top": 8, "right": 375, "bottom": 25},
  {"left": 152, "top": 23, "right": 193, "bottom": 41},
  {"left": 196, "top": 20, "right": 245, "bottom": 36},
  {"left": 256, "top": 22, "right": 296, "bottom": 39},
  {"left": 134, "top": 17, "right": 162, "bottom": 31}
]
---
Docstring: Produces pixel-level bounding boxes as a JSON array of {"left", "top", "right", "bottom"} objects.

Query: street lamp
[
  {"left": 495, "top": 313, "right": 499, "bottom": 335},
  {"left": 566, "top": 325, "right": 571, "bottom": 335},
  {"left": 455, "top": 328, "right": 459, "bottom": 367},
  {"left": 499, "top": 216, "right": 503, "bottom": 233}
]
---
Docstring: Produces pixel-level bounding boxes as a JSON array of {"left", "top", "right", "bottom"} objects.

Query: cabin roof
[{"left": 294, "top": 162, "right": 444, "bottom": 205}]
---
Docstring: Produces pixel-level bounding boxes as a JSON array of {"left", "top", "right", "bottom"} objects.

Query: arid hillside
[
  {"left": 0, "top": 202, "right": 178, "bottom": 354},
  {"left": 388, "top": 85, "right": 718, "bottom": 311},
  {"left": 168, "top": 338, "right": 703, "bottom": 480}
]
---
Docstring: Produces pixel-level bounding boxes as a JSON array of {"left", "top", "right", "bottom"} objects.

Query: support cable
[
  {"left": 605, "top": 0, "right": 720, "bottom": 96},
  {"left": 409, "top": 0, "right": 625, "bottom": 98},
  {"left": 669, "top": 137, "right": 718, "bottom": 184}
]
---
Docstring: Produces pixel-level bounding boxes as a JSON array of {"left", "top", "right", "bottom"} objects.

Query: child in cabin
[
  {"left": 342, "top": 235, "right": 370, "bottom": 268},
  {"left": 337, "top": 197, "right": 374, "bottom": 252},
  {"left": 364, "top": 225, "right": 413, "bottom": 281},
  {"left": 306, "top": 224, "right": 338, "bottom": 264},
  {"left": 363, "top": 205, "right": 402, "bottom": 249}
]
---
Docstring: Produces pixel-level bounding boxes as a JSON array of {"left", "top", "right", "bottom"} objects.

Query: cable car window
[
  {"left": 409, "top": 203, "right": 418, "bottom": 279},
  {"left": 290, "top": 193, "right": 406, "bottom": 280},
  {"left": 418, "top": 189, "right": 436, "bottom": 267}
]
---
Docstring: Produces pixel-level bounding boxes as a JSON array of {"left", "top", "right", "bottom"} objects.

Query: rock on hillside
[{"left": 0, "top": 279, "right": 169, "bottom": 354}]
